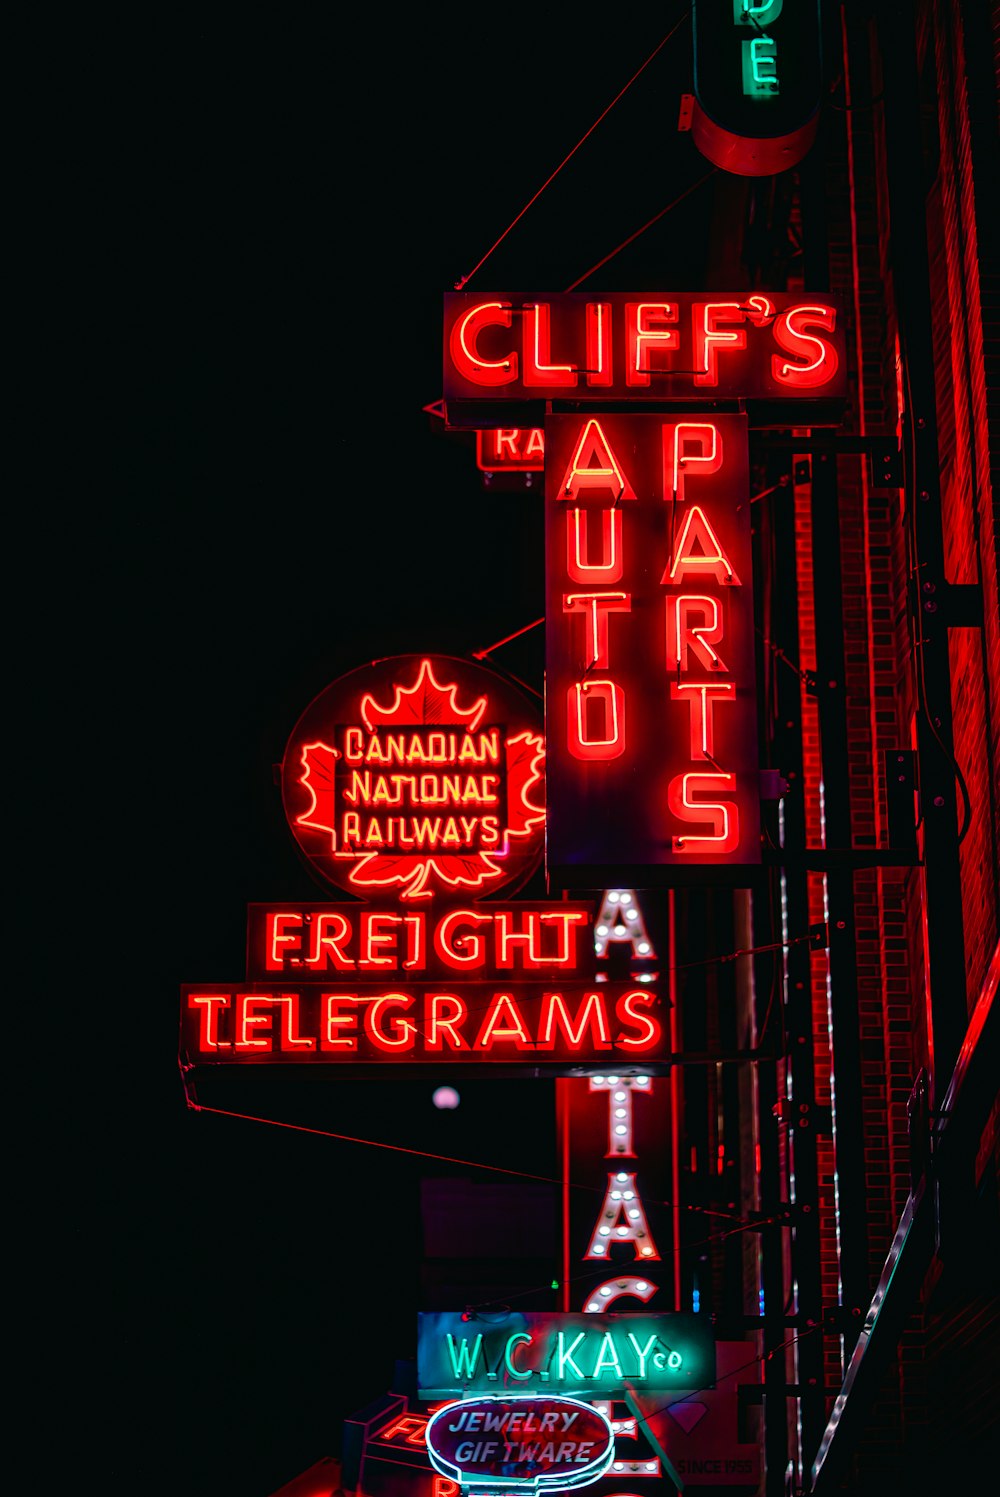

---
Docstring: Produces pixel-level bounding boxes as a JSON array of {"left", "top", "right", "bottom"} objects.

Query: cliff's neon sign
[{"left": 444, "top": 293, "right": 844, "bottom": 413}]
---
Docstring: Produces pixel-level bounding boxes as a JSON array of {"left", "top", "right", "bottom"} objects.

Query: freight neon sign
[
  {"left": 417, "top": 1312, "right": 715, "bottom": 1398},
  {"left": 182, "top": 898, "right": 675, "bottom": 1073},
  {"left": 281, "top": 655, "right": 544, "bottom": 901},
  {"left": 247, "top": 903, "right": 595, "bottom": 980},
  {"left": 544, "top": 413, "right": 759, "bottom": 884},
  {"left": 443, "top": 292, "right": 844, "bottom": 417}
]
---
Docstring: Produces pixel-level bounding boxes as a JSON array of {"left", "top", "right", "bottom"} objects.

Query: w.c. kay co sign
[{"left": 418, "top": 1311, "right": 715, "bottom": 1399}]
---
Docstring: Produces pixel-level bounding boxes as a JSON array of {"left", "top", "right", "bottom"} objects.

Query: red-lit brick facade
[
  {"left": 788, "top": 2, "right": 999, "bottom": 1489},
  {"left": 695, "top": 3, "right": 997, "bottom": 1490}
]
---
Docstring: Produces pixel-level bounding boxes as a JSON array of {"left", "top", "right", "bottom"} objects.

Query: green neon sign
[
  {"left": 420, "top": 1312, "right": 715, "bottom": 1399},
  {"left": 742, "top": 36, "right": 779, "bottom": 98},
  {"left": 691, "top": 1, "right": 823, "bottom": 176}
]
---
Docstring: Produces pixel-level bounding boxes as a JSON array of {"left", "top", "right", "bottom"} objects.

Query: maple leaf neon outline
[
  {"left": 361, "top": 657, "right": 487, "bottom": 733},
  {"left": 346, "top": 850, "right": 506, "bottom": 901},
  {"left": 483, "top": 728, "right": 547, "bottom": 865},
  {"left": 294, "top": 657, "right": 544, "bottom": 898},
  {"left": 295, "top": 740, "right": 340, "bottom": 842}
]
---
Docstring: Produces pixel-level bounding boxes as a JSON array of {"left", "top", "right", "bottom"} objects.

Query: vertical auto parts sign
[{"left": 544, "top": 413, "right": 759, "bottom": 884}]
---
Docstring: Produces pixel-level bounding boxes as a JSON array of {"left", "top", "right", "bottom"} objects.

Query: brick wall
[
  {"left": 806, "top": 0, "right": 999, "bottom": 1487},
  {"left": 791, "top": 474, "right": 844, "bottom": 1408},
  {"left": 929, "top": 0, "right": 1000, "bottom": 1012}
]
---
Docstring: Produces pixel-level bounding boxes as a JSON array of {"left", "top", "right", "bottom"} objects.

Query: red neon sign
[
  {"left": 281, "top": 656, "right": 545, "bottom": 901},
  {"left": 444, "top": 293, "right": 845, "bottom": 421},
  {"left": 179, "top": 982, "right": 667, "bottom": 1067},
  {"left": 544, "top": 414, "right": 759, "bottom": 883},
  {"left": 247, "top": 902, "right": 595, "bottom": 981},
  {"left": 476, "top": 428, "right": 545, "bottom": 472}
]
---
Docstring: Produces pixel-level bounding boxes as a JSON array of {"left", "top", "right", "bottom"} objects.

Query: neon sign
[
  {"left": 179, "top": 982, "right": 666, "bottom": 1068},
  {"left": 425, "top": 1396, "right": 615, "bottom": 1493},
  {"left": 544, "top": 414, "right": 759, "bottom": 884},
  {"left": 690, "top": 0, "right": 823, "bottom": 175},
  {"left": 417, "top": 1312, "right": 714, "bottom": 1399},
  {"left": 247, "top": 902, "right": 595, "bottom": 980},
  {"left": 560, "top": 930, "right": 673, "bottom": 1446},
  {"left": 343, "top": 1392, "right": 463, "bottom": 1497},
  {"left": 477, "top": 428, "right": 545, "bottom": 473},
  {"left": 281, "top": 655, "right": 545, "bottom": 901},
  {"left": 182, "top": 896, "right": 675, "bottom": 1073},
  {"left": 443, "top": 293, "right": 845, "bottom": 419}
]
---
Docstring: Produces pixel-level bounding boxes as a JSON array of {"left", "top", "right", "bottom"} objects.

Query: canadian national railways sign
[
  {"left": 281, "top": 655, "right": 545, "bottom": 902},
  {"left": 179, "top": 641, "right": 676, "bottom": 1077}
]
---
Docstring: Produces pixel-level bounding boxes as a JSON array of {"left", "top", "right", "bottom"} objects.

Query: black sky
[{"left": 83, "top": 11, "right": 736, "bottom": 1496}]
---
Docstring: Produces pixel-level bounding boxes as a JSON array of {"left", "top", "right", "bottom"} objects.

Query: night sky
[{"left": 88, "top": 11, "right": 735, "bottom": 1495}]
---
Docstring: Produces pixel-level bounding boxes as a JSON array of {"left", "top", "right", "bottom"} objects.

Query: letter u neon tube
[{"left": 567, "top": 680, "right": 626, "bottom": 761}]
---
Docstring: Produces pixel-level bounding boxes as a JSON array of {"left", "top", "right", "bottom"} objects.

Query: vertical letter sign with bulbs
[{"left": 544, "top": 413, "right": 759, "bottom": 886}]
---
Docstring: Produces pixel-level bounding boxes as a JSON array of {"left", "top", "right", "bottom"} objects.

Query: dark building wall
[
  {"left": 795, "top": 1, "right": 999, "bottom": 1488},
  {"left": 924, "top": 0, "right": 1000, "bottom": 1010}
]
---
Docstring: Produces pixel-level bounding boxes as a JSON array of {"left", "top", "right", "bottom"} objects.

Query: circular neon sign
[{"left": 281, "top": 654, "right": 545, "bottom": 900}]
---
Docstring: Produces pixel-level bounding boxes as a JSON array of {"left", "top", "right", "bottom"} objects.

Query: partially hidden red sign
[
  {"left": 477, "top": 428, "right": 545, "bottom": 472},
  {"left": 544, "top": 413, "right": 759, "bottom": 883},
  {"left": 281, "top": 655, "right": 545, "bottom": 902},
  {"left": 179, "top": 982, "right": 668, "bottom": 1068},
  {"left": 444, "top": 292, "right": 845, "bottom": 419}
]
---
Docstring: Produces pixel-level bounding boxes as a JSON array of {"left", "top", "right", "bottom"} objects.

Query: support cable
[
  {"left": 185, "top": 1101, "right": 760, "bottom": 1225},
  {"left": 565, "top": 170, "right": 718, "bottom": 291},
  {"left": 454, "top": 15, "right": 690, "bottom": 290},
  {"left": 472, "top": 617, "right": 545, "bottom": 660}
]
